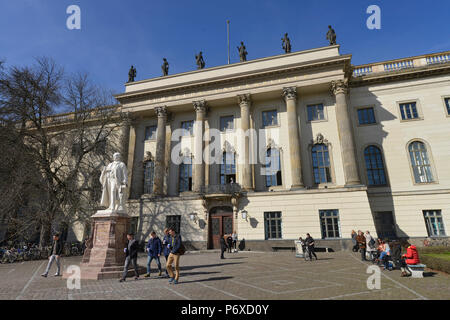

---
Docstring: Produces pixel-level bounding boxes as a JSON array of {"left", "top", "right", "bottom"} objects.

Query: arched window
[
  {"left": 143, "top": 160, "right": 155, "bottom": 194},
  {"left": 311, "top": 144, "right": 332, "bottom": 184},
  {"left": 179, "top": 156, "right": 192, "bottom": 192},
  {"left": 265, "top": 148, "right": 282, "bottom": 187},
  {"left": 220, "top": 152, "right": 235, "bottom": 184},
  {"left": 364, "top": 145, "right": 387, "bottom": 186},
  {"left": 408, "top": 141, "right": 434, "bottom": 183}
]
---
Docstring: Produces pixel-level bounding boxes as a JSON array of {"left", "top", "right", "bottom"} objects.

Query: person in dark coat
[
  {"left": 166, "top": 228, "right": 182, "bottom": 284},
  {"left": 356, "top": 230, "right": 367, "bottom": 261},
  {"left": 220, "top": 236, "right": 227, "bottom": 259},
  {"left": 145, "top": 231, "right": 162, "bottom": 277},
  {"left": 41, "top": 233, "right": 63, "bottom": 277},
  {"left": 120, "top": 233, "right": 140, "bottom": 282},
  {"left": 226, "top": 235, "right": 233, "bottom": 253},
  {"left": 305, "top": 233, "right": 318, "bottom": 261},
  {"left": 161, "top": 228, "right": 171, "bottom": 277}
]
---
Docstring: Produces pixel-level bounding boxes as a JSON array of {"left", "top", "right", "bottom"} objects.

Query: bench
[
  {"left": 272, "top": 246, "right": 296, "bottom": 252},
  {"left": 407, "top": 264, "right": 426, "bottom": 278}
]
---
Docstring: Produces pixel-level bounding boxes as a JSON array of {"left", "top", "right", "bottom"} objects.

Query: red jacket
[{"left": 403, "top": 245, "right": 420, "bottom": 265}]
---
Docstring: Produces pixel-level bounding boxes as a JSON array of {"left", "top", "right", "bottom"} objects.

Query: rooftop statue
[
  {"left": 161, "top": 58, "right": 169, "bottom": 76},
  {"left": 99, "top": 153, "right": 128, "bottom": 213},
  {"left": 237, "top": 41, "right": 248, "bottom": 62},
  {"left": 196, "top": 51, "right": 205, "bottom": 69},
  {"left": 282, "top": 33, "right": 291, "bottom": 53},
  {"left": 326, "top": 25, "right": 337, "bottom": 46},
  {"left": 128, "top": 65, "right": 136, "bottom": 83}
]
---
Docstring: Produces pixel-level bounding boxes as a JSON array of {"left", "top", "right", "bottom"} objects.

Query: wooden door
[{"left": 209, "top": 207, "right": 233, "bottom": 249}]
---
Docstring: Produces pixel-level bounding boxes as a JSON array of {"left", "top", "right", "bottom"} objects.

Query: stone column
[
  {"left": 125, "top": 118, "right": 137, "bottom": 199},
  {"left": 331, "top": 80, "right": 361, "bottom": 185},
  {"left": 238, "top": 94, "right": 254, "bottom": 191},
  {"left": 193, "top": 100, "right": 206, "bottom": 193},
  {"left": 153, "top": 106, "right": 168, "bottom": 196},
  {"left": 282, "top": 87, "right": 304, "bottom": 188}
]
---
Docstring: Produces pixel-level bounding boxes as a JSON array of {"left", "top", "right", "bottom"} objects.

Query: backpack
[
  {"left": 178, "top": 243, "right": 186, "bottom": 255},
  {"left": 369, "top": 238, "right": 375, "bottom": 248}
]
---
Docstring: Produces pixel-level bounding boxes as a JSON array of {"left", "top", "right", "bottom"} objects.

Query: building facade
[{"left": 112, "top": 45, "right": 450, "bottom": 251}]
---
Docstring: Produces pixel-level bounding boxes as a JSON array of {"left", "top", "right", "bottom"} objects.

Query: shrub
[
  {"left": 420, "top": 254, "right": 450, "bottom": 274},
  {"left": 418, "top": 246, "right": 449, "bottom": 255}
]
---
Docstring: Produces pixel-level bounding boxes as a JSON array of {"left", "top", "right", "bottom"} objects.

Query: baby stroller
[{"left": 389, "top": 242, "right": 402, "bottom": 270}]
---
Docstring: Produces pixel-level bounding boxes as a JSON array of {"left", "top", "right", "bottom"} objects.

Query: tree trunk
[{"left": 39, "top": 223, "right": 52, "bottom": 249}]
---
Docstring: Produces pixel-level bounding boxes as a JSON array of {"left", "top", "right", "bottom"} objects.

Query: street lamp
[
  {"left": 241, "top": 210, "right": 248, "bottom": 220},
  {"left": 189, "top": 212, "right": 198, "bottom": 223}
]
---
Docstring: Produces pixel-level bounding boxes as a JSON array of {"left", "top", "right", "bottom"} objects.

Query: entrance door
[{"left": 209, "top": 206, "right": 233, "bottom": 249}]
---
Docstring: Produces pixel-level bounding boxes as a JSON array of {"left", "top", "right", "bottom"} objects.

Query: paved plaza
[{"left": 1, "top": 251, "right": 449, "bottom": 300}]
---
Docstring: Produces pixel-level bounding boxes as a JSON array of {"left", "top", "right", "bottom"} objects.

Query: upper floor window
[
  {"left": 408, "top": 141, "right": 434, "bottom": 184},
  {"left": 399, "top": 102, "right": 419, "bottom": 120},
  {"left": 220, "top": 152, "right": 236, "bottom": 184},
  {"left": 181, "top": 120, "right": 194, "bottom": 136},
  {"left": 143, "top": 160, "right": 154, "bottom": 194},
  {"left": 423, "top": 210, "right": 446, "bottom": 237},
  {"left": 307, "top": 104, "right": 325, "bottom": 121},
  {"left": 262, "top": 110, "right": 278, "bottom": 127},
  {"left": 145, "top": 125, "right": 157, "bottom": 140},
  {"left": 311, "top": 144, "right": 332, "bottom": 184},
  {"left": 166, "top": 215, "right": 181, "bottom": 234},
  {"left": 445, "top": 97, "right": 450, "bottom": 116},
  {"left": 179, "top": 157, "right": 192, "bottom": 192},
  {"left": 364, "top": 145, "right": 387, "bottom": 186},
  {"left": 358, "top": 107, "right": 376, "bottom": 125},
  {"left": 220, "top": 116, "right": 234, "bottom": 131},
  {"left": 265, "top": 148, "right": 282, "bottom": 187}
]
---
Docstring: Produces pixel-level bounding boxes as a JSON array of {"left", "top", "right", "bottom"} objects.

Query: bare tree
[{"left": 0, "top": 58, "right": 125, "bottom": 247}]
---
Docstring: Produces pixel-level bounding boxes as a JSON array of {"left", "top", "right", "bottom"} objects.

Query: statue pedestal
[{"left": 64, "top": 211, "right": 141, "bottom": 280}]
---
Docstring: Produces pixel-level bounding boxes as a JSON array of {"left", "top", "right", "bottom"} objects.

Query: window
[
  {"left": 320, "top": 210, "right": 341, "bottom": 239},
  {"left": 311, "top": 144, "right": 332, "bottom": 184},
  {"left": 358, "top": 107, "right": 376, "bottom": 125},
  {"left": 408, "top": 141, "right": 434, "bottom": 183},
  {"left": 307, "top": 104, "right": 325, "bottom": 121},
  {"left": 399, "top": 102, "right": 419, "bottom": 120},
  {"left": 181, "top": 120, "right": 194, "bottom": 136},
  {"left": 423, "top": 210, "right": 446, "bottom": 236},
  {"left": 445, "top": 98, "right": 450, "bottom": 116},
  {"left": 220, "top": 116, "right": 234, "bottom": 131},
  {"left": 265, "top": 148, "right": 282, "bottom": 187},
  {"left": 129, "top": 217, "right": 138, "bottom": 235},
  {"left": 220, "top": 152, "right": 236, "bottom": 184},
  {"left": 364, "top": 146, "right": 387, "bottom": 186},
  {"left": 166, "top": 215, "right": 181, "bottom": 234},
  {"left": 264, "top": 212, "right": 282, "bottom": 239},
  {"left": 262, "top": 110, "right": 278, "bottom": 127},
  {"left": 179, "top": 157, "right": 192, "bottom": 192},
  {"left": 145, "top": 126, "right": 157, "bottom": 140},
  {"left": 143, "top": 161, "right": 154, "bottom": 194}
]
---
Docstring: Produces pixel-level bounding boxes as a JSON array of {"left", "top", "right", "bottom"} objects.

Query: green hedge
[
  {"left": 418, "top": 246, "right": 449, "bottom": 255},
  {"left": 420, "top": 254, "right": 450, "bottom": 274}
]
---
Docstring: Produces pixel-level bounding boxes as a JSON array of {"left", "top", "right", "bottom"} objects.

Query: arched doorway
[{"left": 209, "top": 206, "right": 233, "bottom": 249}]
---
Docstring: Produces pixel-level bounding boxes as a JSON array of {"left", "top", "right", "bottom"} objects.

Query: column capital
[
  {"left": 155, "top": 106, "right": 168, "bottom": 118},
  {"left": 193, "top": 100, "right": 207, "bottom": 113},
  {"left": 237, "top": 93, "right": 252, "bottom": 106},
  {"left": 282, "top": 87, "right": 297, "bottom": 100},
  {"left": 331, "top": 79, "right": 349, "bottom": 95}
]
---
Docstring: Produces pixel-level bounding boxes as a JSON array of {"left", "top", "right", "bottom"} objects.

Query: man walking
[
  {"left": 162, "top": 228, "right": 171, "bottom": 278},
  {"left": 232, "top": 231, "right": 238, "bottom": 252},
  {"left": 166, "top": 227, "right": 182, "bottom": 285},
  {"left": 305, "top": 233, "right": 318, "bottom": 261},
  {"left": 41, "top": 233, "right": 63, "bottom": 277},
  {"left": 119, "top": 233, "right": 140, "bottom": 282},
  {"left": 220, "top": 236, "right": 227, "bottom": 259},
  {"left": 144, "top": 231, "right": 163, "bottom": 278}
]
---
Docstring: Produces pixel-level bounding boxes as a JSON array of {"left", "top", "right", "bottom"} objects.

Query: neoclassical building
[{"left": 111, "top": 45, "right": 450, "bottom": 251}]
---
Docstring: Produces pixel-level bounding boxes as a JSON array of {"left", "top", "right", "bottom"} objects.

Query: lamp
[
  {"left": 241, "top": 210, "right": 248, "bottom": 220},
  {"left": 189, "top": 212, "right": 198, "bottom": 222}
]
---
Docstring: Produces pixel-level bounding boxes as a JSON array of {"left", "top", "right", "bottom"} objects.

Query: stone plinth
[{"left": 64, "top": 210, "right": 142, "bottom": 280}]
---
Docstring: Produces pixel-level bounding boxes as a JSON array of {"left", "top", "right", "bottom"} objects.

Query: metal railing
[{"left": 201, "top": 183, "right": 242, "bottom": 195}]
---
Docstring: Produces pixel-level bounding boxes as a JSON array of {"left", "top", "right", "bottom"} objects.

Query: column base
[{"left": 290, "top": 184, "right": 305, "bottom": 190}]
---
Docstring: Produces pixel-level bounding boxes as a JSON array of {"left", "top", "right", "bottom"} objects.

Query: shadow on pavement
[
  {"left": 180, "top": 262, "right": 243, "bottom": 271},
  {"left": 179, "top": 276, "right": 234, "bottom": 284}
]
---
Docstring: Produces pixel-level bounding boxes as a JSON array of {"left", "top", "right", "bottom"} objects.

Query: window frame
[
  {"left": 261, "top": 109, "right": 279, "bottom": 128},
  {"left": 356, "top": 106, "right": 377, "bottom": 126},
  {"left": 166, "top": 215, "right": 181, "bottom": 235},
  {"left": 264, "top": 148, "right": 283, "bottom": 188},
  {"left": 144, "top": 125, "right": 157, "bottom": 141},
  {"left": 264, "top": 211, "right": 283, "bottom": 240},
  {"left": 397, "top": 100, "right": 423, "bottom": 122},
  {"left": 311, "top": 143, "right": 333, "bottom": 186},
  {"left": 319, "top": 209, "right": 341, "bottom": 240},
  {"left": 178, "top": 156, "right": 193, "bottom": 193},
  {"left": 306, "top": 103, "right": 326, "bottom": 122},
  {"left": 442, "top": 96, "right": 450, "bottom": 117},
  {"left": 143, "top": 160, "right": 155, "bottom": 194},
  {"left": 363, "top": 145, "right": 388, "bottom": 187},
  {"left": 180, "top": 120, "right": 194, "bottom": 136},
  {"left": 219, "top": 115, "right": 235, "bottom": 132},
  {"left": 406, "top": 140, "right": 437, "bottom": 185},
  {"left": 423, "top": 210, "right": 446, "bottom": 237},
  {"left": 220, "top": 151, "right": 236, "bottom": 185}
]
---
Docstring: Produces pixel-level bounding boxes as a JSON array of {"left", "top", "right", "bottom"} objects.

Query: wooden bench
[
  {"left": 407, "top": 264, "right": 426, "bottom": 278},
  {"left": 272, "top": 246, "right": 296, "bottom": 252}
]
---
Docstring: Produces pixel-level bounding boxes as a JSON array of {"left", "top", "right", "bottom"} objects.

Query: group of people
[
  {"left": 220, "top": 232, "right": 238, "bottom": 259},
  {"left": 121, "top": 227, "right": 183, "bottom": 284},
  {"left": 351, "top": 230, "right": 421, "bottom": 277},
  {"left": 298, "top": 233, "right": 318, "bottom": 261}
]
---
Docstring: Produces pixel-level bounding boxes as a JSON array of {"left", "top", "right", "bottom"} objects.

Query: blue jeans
[
  {"left": 379, "top": 252, "right": 390, "bottom": 269},
  {"left": 147, "top": 255, "right": 162, "bottom": 274}
]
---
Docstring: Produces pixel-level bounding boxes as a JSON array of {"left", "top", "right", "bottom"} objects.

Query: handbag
[{"left": 178, "top": 243, "right": 186, "bottom": 255}]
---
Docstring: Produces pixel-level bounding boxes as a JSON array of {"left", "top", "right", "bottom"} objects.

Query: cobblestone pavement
[{"left": 1, "top": 251, "right": 449, "bottom": 300}]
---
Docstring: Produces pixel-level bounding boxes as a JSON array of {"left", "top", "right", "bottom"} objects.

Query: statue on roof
[
  {"left": 326, "top": 25, "right": 337, "bottom": 46},
  {"left": 128, "top": 65, "right": 136, "bottom": 83},
  {"left": 161, "top": 58, "right": 169, "bottom": 76},
  {"left": 282, "top": 33, "right": 291, "bottom": 54},
  {"left": 237, "top": 42, "right": 248, "bottom": 62},
  {"left": 196, "top": 51, "right": 205, "bottom": 69}
]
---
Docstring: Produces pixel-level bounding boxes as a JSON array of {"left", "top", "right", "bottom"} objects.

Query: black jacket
[
  {"left": 125, "top": 239, "right": 139, "bottom": 259},
  {"left": 220, "top": 237, "right": 227, "bottom": 251},
  {"left": 305, "top": 236, "right": 315, "bottom": 247},
  {"left": 50, "top": 240, "right": 63, "bottom": 256}
]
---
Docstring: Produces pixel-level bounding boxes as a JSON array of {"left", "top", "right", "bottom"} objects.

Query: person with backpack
[
  {"left": 356, "top": 230, "right": 367, "bottom": 261},
  {"left": 144, "top": 231, "right": 163, "bottom": 278},
  {"left": 166, "top": 227, "right": 185, "bottom": 285},
  {"left": 305, "top": 233, "right": 318, "bottom": 261}
]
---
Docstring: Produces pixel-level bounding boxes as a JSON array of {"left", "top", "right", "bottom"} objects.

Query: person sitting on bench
[{"left": 399, "top": 242, "right": 420, "bottom": 277}]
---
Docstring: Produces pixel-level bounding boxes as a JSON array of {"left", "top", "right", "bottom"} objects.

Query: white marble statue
[{"left": 99, "top": 152, "right": 128, "bottom": 213}]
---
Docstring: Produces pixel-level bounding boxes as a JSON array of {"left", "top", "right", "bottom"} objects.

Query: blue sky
[{"left": 1, "top": 0, "right": 449, "bottom": 94}]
